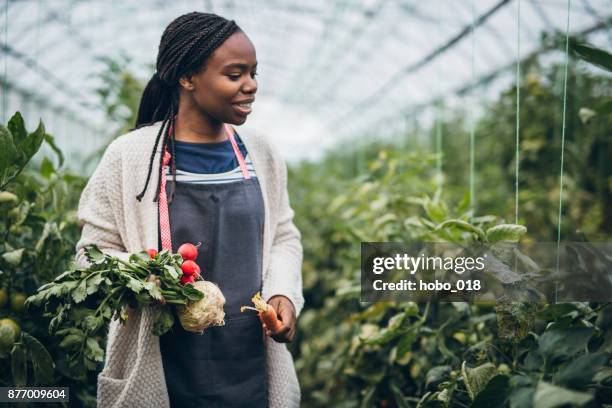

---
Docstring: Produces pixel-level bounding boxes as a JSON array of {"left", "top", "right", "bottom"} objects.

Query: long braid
[
  {"left": 168, "top": 111, "right": 178, "bottom": 204},
  {"left": 135, "top": 115, "right": 169, "bottom": 202},
  {"left": 134, "top": 12, "right": 240, "bottom": 202},
  {"left": 154, "top": 105, "right": 174, "bottom": 203}
]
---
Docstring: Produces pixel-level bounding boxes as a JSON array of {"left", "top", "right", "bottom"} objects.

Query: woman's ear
[{"left": 179, "top": 74, "right": 195, "bottom": 91}]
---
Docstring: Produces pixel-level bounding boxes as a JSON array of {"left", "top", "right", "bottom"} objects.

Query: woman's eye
[
  {"left": 228, "top": 74, "right": 241, "bottom": 81},
  {"left": 251, "top": 72, "right": 258, "bottom": 79}
]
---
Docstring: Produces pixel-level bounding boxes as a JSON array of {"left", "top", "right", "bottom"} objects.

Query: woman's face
[{"left": 180, "top": 31, "right": 258, "bottom": 126}]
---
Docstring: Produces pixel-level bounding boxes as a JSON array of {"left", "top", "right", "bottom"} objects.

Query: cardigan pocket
[{"left": 97, "top": 373, "right": 128, "bottom": 407}]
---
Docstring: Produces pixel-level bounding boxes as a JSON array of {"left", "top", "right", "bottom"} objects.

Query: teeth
[{"left": 237, "top": 103, "right": 252, "bottom": 109}]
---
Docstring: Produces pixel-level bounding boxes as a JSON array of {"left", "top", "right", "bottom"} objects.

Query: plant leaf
[
  {"left": 43, "top": 132, "right": 64, "bottom": 167},
  {"left": 2, "top": 248, "right": 25, "bottom": 266},
  {"left": 71, "top": 279, "right": 88, "bottom": 303},
  {"left": 569, "top": 39, "right": 612, "bottom": 72},
  {"left": 533, "top": 381, "right": 592, "bottom": 408},
  {"left": 553, "top": 352, "right": 608, "bottom": 389},
  {"left": 40, "top": 156, "right": 55, "bottom": 179},
  {"left": 11, "top": 342, "right": 28, "bottom": 387},
  {"left": 485, "top": 224, "right": 527, "bottom": 243},
  {"left": 462, "top": 361, "right": 497, "bottom": 400},
  {"left": 436, "top": 219, "right": 485, "bottom": 240},
  {"left": 470, "top": 374, "right": 510, "bottom": 408},
  {"left": 84, "top": 245, "right": 105, "bottom": 264},
  {"left": 22, "top": 332, "right": 55, "bottom": 385},
  {"left": 539, "top": 328, "right": 594, "bottom": 365},
  {"left": 85, "top": 337, "right": 104, "bottom": 363}
]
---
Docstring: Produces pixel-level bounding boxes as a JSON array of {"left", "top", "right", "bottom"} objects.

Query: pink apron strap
[
  {"left": 159, "top": 149, "right": 173, "bottom": 251},
  {"left": 224, "top": 124, "right": 251, "bottom": 180},
  {"left": 158, "top": 123, "right": 250, "bottom": 251}
]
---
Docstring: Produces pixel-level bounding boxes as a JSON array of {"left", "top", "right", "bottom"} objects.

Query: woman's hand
[{"left": 262, "top": 295, "right": 296, "bottom": 343}]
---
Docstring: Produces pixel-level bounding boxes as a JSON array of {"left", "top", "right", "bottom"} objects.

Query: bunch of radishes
[
  {"left": 147, "top": 242, "right": 202, "bottom": 285},
  {"left": 145, "top": 242, "right": 227, "bottom": 333}
]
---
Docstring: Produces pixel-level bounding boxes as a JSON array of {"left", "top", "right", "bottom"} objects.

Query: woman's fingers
[
  {"left": 270, "top": 324, "right": 291, "bottom": 343},
  {"left": 263, "top": 295, "right": 297, "bottom": 343}
]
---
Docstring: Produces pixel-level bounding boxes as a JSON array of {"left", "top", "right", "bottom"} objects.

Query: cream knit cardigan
[{"left": 75, "top": 122, "right": 304, "bottom": 408}]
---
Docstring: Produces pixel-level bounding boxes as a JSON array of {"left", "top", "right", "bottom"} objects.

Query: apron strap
[
  {"left": 225, "top": 124, "right": 251, "bottom": 180},
  {"left": 158, "top": 123, "right": 250, "bottom": 251},
  {"left": 159, "top": 149, "right": 173, "bottom": 251}
]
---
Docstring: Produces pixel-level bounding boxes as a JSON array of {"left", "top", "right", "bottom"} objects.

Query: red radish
[
  {"left": 178, "top": 242, "right": 201, "bottom": 261},
  {"left": 146, "top": 249, "right": 158, "bottom": 259},
  {"left": 181, "top": 275, "right": 195, "bottom": 285},
  {"left": 181, "top": 260, "right": 200, "bottom": 276}
]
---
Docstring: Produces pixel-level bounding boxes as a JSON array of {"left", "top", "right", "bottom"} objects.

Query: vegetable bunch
[{"left": 25, "top": 244, "right": 224, "bottom": 374}]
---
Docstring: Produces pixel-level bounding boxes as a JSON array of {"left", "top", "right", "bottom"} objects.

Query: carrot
[{"left": 240, "top": 292, "right": 284, "bottom": 333}]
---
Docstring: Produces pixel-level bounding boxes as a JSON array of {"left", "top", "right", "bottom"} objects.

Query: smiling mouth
[{"left": 232, "top": 102, "right": 253, "bottom": 115}]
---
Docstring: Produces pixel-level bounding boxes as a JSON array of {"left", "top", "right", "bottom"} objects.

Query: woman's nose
[{"left": 242, "top": 76, "right": 257, "bottom": 94}]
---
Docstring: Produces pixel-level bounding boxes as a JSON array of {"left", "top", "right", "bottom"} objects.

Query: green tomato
[
  {"left": 0, "top": 191, "right": 18, "bottom": 205},
  {"left": 0, "top": 324, "right": 17, "bottom": 357},
  {"left": 0, "top": 288, "right": 8, "bottom": 308},
  {"left": 10, "top": 293, "right": 27, "bottom": 313},
  {"left": 0, "top": 318, "right": 21, "bottom": 338}
]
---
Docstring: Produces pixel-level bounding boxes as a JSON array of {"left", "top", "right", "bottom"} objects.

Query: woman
[{"left": 75, "top": 12, "right": 304, "bottom": 408}]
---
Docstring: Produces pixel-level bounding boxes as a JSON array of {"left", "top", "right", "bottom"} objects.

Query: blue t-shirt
[
  {"left": 165, "top": 134, "right": 256, "bottom": 184},
  {"left": 167, "top": 134, "right": 249, "bottom": 174}
]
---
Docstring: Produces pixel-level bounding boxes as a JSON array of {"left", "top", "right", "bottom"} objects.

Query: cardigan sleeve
[
  {"left": 264, "top": 154, "right": 305, "bottom": 318},
  {"left": 75, "top": 140, "right": 131, "bottom": 268}
]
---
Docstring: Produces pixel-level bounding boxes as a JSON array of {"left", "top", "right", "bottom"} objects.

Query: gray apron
[{"left": 159, "top": 139, "right": 267, "bottom": 407}]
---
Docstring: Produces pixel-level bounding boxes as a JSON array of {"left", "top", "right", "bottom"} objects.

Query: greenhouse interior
[{"left": 0, "top": 0, "right": 611, "bottom": 407}]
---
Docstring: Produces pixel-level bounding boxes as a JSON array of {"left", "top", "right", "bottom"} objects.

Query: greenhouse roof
[{"left": 1, "top": 0, "right": 611, "bottom": 163}]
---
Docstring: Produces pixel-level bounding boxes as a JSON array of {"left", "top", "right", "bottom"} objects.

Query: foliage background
[{"left": 0, "top": 40, "right": 610, "bottom": 407}]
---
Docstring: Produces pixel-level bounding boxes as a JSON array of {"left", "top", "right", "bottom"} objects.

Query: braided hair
[{"left": 135, "top": 12, "right": 240, "bottom": 203}]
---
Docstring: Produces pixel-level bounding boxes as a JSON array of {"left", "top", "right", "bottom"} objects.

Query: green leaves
[
  {"left": 553, "top": 352, "right": 608, "bottom": 389},
  {"left": 11, "top": 342, "right": 28, "bottom": 387},
  {"left": 533, "top": 382, "right": 592, "bottom": 408},
  {"left": 485, "top": 224, "right": 527, "bottom": 243},
  {"left": 2, "top": 248, "right": 24, "bottom": 265},
  {"left": 152, "top": 306, "right": 175, "bottom": 336},
  {"left": 569, "top": 38, "right": 612, "bottom": 73},
  {"left": 27, "top": 243, "right": 204, "bottom": 376},
  {"left": 539, "top": 327, "right": 594, "bottom": 365},
  {"left": 0, "top": 112, "right": 47, "bottom": 189},
  {"left": 435, "top": 219, "right": 485, "bottom": 241},
  {"left": 462, "top": 362, "right": 497, "bottom": 400},
  {"left": 85, "top": 337, "right": 104, "bottom": 363},
  {"left": 470, "top": 375, "right": 510, "bottom": 408},
  {"left": 72, "top": 278, "right": 88, "bottom": 303},
  {"left": 84, "top": 245, "right": 105, "bottom": 264},
  {"left": 22, "top": 333, "right": 55, "bottom": 385}
]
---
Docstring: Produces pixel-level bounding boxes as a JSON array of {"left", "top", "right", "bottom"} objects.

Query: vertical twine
[
  {"left": 2, "top": 0, "right": 8, "bottom": 123},
  {"left": 469, "top": 0, "right": 476, "bottom": 210},
  {"left": 515, "top": 0, "right": 521, "bottom": 225},
  {"left": 555, "top": 0, "right": 572, "bottom": 303},
  {"left": 436, "top": 3, "right": 444, "bottom": 191},
  {"left": 436, "top": 100, "right": 443, "bottom": 189}
]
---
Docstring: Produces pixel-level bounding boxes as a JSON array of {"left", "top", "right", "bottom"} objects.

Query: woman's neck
[{"left": 173, "top": 107, "right": 227, "bottom": 144}]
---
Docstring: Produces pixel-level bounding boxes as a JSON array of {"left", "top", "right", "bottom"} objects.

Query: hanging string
[
  {"left": 436, "top": 100, "right": 443, "bottom": 189},
  {"left": 555, "top": 0, "right": 572, "bottom": 302},
  {"left": 2, "top": 0, "right": 8, "bottom": 123},
  {"left": 511, "top": 0, "right": 522, "bottom": 277},
  {"left": 435, "top": 3, "right": 444, "bottom": 191},
  {"left": 515, "top": 0, "right": 521, "bottom": 225},
  {"left": 36, "top": 0, "right": 40, "bottom": 73},
  {"left": 469, "top": 0, "right": 476, "bottom": 211}
]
